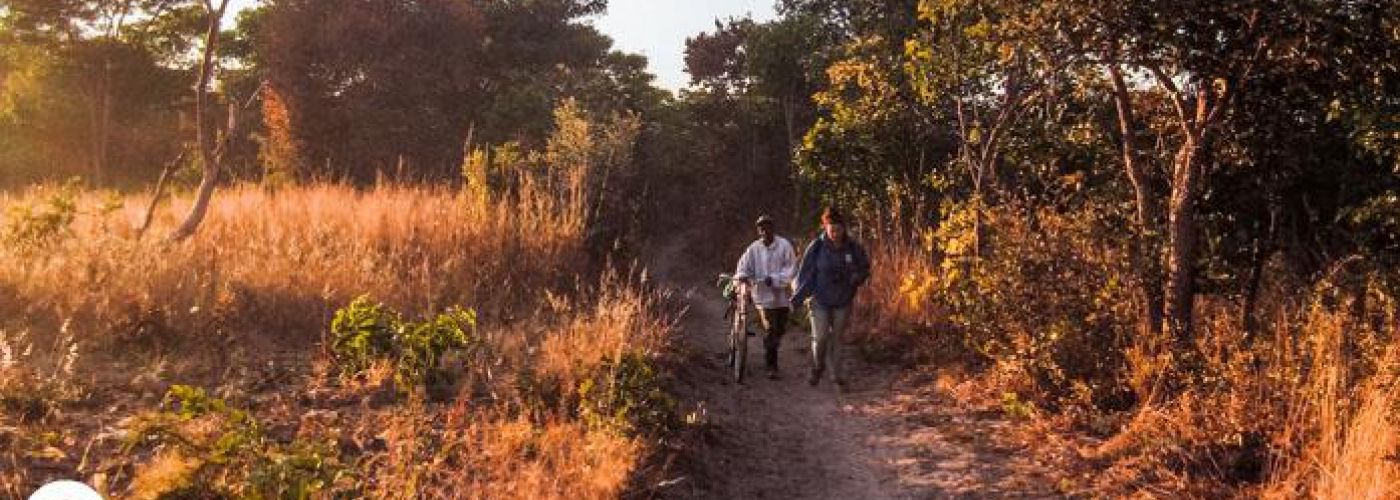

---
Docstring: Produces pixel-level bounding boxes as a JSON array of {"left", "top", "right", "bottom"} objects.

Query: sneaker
[
  {"left": 767, "top": 368, "right": 780, "bottom": 380},
  {"left": 807, "top": 371, "right": 820, "bottom": 386}
]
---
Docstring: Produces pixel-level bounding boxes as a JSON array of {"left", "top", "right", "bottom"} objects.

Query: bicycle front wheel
[{"left": 731, "top": 307, "right": 747, "bottom": 383}]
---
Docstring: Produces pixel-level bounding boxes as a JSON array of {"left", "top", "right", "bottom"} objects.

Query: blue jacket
[{"left": 791, "top": 233, "right": 870, "bottom": 310}]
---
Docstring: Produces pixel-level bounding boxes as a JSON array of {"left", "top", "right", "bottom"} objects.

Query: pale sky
[
  {"left": 226, "top": 0, "right": 777, "bottom": 92},
  {"left": 589, "top": 0, "right": 776, "bottom": 91}
]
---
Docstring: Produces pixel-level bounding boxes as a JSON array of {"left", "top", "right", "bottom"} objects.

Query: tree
[
  {"left": 778, "top": 0, "right": 1400, "bottom": 378},
  {"left": 1084, "top": 0, "right": 1400, "bottom": 344},
  {"left": 0, "top": 0, "right": 200, "bottom": 186},
  {"left": 168, "top": 0, "right": 235, "bottom": 241},
  {"left": 677, "top": 16, "right": 824, "bottom": 232},
  {"left": 257, "top": 0, "right": 617, "bottom": 183},
  {"left": 791, "top": 0, "right": 950, "bottom": 225},
  {"left": 905, "top": 0, "right": 1074, "bottom": 255}
]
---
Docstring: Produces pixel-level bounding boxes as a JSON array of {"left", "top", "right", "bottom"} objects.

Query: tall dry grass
[
  {"left": 0, "top": 181, "right": 587, "bottom": 370},
  {"left": 359, "top": 276, "right": 676, "bottom": 499},
  {"left": 1282, "top": 383, "right": 1400, "bottom": 499},
  {"left": 2, "top": 173, "right": 673, "bottom": 496},
  {"left": 1, "top": 99, "right": 673, "bottom": 497},
  {"left": 1262, "top": 288, "right": 1400, "bottom": 499}
]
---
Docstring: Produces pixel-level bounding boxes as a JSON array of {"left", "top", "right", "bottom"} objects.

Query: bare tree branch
[{"left": 1147, "top": 63, "right": 1194, "bottom": 136}]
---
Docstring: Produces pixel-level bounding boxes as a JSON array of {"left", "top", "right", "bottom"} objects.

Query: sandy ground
[
  {"left": 657, "top": 279, "right": 1067, "bottom": 499},
  {"left": 663, "top": 283, "right": 906, "bottom": 499}
]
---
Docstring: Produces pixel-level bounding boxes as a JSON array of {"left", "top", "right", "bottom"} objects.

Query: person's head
[
  {"left": 755, "top": 214, "right": 776, "bottom": 244},
  {"left": 821, "top": 206, "right": 847, "bottom": 243}
]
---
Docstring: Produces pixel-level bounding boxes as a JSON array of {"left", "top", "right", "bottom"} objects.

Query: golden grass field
[{"left": 1, "top": 181, "right": 676, "bottom": 498}]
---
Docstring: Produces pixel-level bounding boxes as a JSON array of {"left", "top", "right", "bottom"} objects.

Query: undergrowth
[
  {"left": 329, "top": 296, "right": 480, "bottom": 391},
  {"left": 0, "top": 100, "right": 678, "bottom": 497},
  {"left": 123, "top": 385, "right": 348, "bottom": 499},
  {"left": 864, "top": 201, "right": 1400, "bottom": 497}
]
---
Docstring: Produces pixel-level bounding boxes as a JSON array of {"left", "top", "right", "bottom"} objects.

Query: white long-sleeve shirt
[{"left": 734, "top": 236, "right": 798, "bottom": 309}]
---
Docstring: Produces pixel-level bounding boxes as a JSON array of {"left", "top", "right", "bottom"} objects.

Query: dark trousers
[{"left": 757, "top": 307, "right": 790, "bottom": 370}]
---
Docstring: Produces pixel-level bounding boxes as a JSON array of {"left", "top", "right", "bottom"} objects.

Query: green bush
[
  {"left": 577, "top": 352, "right": 677, "bottom": 436},
  {"left": 924, "top": 202, "right": 1137, "bottom": 407},
  {"left": 329, "top": 296, "right": 479, "bottom": 390},
  {"left": 3, "top": 178, "right": 80, "bottom": 249},
  {"left": 125, "top": 385, "right": 347, "bottom": 500}
]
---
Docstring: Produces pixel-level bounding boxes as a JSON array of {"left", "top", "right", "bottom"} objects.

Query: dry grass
[
  {"left": 0, "top": 181, "right": 587, "bottom": 377},
  {"left": 20, "top": 182, "right": 577, "bottom": 310},
  {"left": 1263, "top": 302, "right": 1400, "bottom": 499},
  {"left": 419, "top": 412, "right": 642, "bottom": 500},
  {"left": 352, "top": 274, "right": 675, "bottom": 499},
  {"left": 858, "top": 231, "right": 939, "bottom": 337},
  {"left": 859, "top": 203, "right": 1400, "bottom": 498},
  {"left": 1305, "top": 384, "right": 1400, "bottom": 499},
  {"left": 1, "top": 173, "right": 676, "bottom": 496}
]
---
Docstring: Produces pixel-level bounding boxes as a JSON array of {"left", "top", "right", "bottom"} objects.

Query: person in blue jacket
[{"left": 790, "top": 206, "right": 870, "bottom": 389}]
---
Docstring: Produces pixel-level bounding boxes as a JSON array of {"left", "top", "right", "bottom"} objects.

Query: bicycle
[{"left": 716, "top": 273, "right": 755, "bottom": 383}]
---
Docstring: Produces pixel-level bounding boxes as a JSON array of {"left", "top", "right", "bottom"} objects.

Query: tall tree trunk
[
  {"left": 169, "top": 0, "right": 231, "bottom": 242},
  {"left": 1108, "top": 64, "right": 1165, "bottom": 337},
  {"left": 1148, "top": 66, "right": 1228, "bottom": 351},
  {"left": 1164, "top": 138, "right": 1203, "bottom": 343}
]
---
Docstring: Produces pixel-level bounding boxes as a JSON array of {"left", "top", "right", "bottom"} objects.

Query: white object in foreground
[{"left": 29, "top": 480, "right": 102, "bottom": 500}]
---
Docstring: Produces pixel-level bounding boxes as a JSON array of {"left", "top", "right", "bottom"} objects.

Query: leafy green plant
[
  {"left": 329, "top": 296, "right": 479, "bottom": 390},
  {"left": 921, "top": 202, "right": 1136, "bottom": 407},
  {"left": 125, "top": 385, "right": 348, "bottom": 500},
  {"left": 577, "top": 352, "right": 677, "bottom": 436},
  {"left": 3, "top": 178, "right": 80, "bottom": 249},
  {"left": 328, "top": 297, "right": 398, "bottom": 376},
  {"left": 1001, "top": 391, "right": 1039, "bottom": 420}
]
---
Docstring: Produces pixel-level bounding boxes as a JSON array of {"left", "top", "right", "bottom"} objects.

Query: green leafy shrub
[
  {"left": 1001, "top": 391, "right": 1040, "bottom": 420},
  {"left": 577, "top": 352, "right": 677, "bottom": 436},
  {"left": 125, "top": 385, "right": 347, "bottom": 499},
  {"left": 917, "top": 202, "right": 1138, "bottom": 408},
  {"left": 329, "top": 296, "right": 479, "bottom": 390},
  {"left": 3, "top": 178, "right": 80, "bottom": 249}
]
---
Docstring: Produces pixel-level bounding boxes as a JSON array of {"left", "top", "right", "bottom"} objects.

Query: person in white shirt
[{"left": 734, "top": 214, "right": 798, "bottom": 379}]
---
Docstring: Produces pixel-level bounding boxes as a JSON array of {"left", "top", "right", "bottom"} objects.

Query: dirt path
[
  {"left": 660, "top": 282, "right": 1068, "bottom": 499},
  {"left": 651, "top": 240, "right": 1065, "bottom": 499},
  {"left": 663, "top": 283, "right": 904, "bottom": 499}
]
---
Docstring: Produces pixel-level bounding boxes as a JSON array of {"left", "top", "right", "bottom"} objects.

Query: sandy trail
[
  {"left": 664, "top": 282, "right": 905, "bottom": 499},
  {"left": 652, "top": 242, "right": 1063, "bottom": 499}
]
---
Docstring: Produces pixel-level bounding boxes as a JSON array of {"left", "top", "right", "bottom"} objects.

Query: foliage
[
  {"left": 3, "top": 179, "right": 81, "bottom": 249},
  {"left": 915, "top": 203, "right": 1138, "bottom": 406},
  {"left": 256, "top": 0, "right": 639, "bottom": 182},
  {"left": 577, "top": 352, "right": 678, "bottom": 436},
  {"left": 256, "top": 85, "right": 302, "bottom": 187},
  {"left": 124, "top": 385, "right": 348, "bottom": 499},
  {"left": 0, "top": 2, "right": 197, "bottom": 187},
  {"left": 329, "top": 296, "right": 479, "bottom": 391},
  {"left": 798, "top": 32, "right": 950, "bottom": 216},
  {"left": 1000, "top": 391, "right": 1039, "bottom": 420}
]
